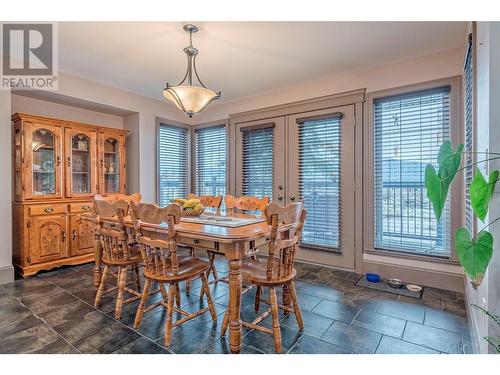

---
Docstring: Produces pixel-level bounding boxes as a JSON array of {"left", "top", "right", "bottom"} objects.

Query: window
[
  {"left": 298, "top": 115, "right": 341, "bottom": 250},
  {"left": 374, "top": 87, "right": 451, "bottom": 257},
  {"left": 194, "top": 125, "right": 227, "bottom": 196},
  {"left": 158, "top": 124, "right": 188, "bottom": 206},
  {"left": 464, "top": 32, "right": 474, "bottom": 232},
  {"left": 241, "top": 126, "right": 274, "bottom": 199}
]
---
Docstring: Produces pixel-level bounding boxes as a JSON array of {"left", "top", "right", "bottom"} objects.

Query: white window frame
[
  {"left": 364, "top": 76, "right": 463, "bottom": 262},
  {"left": 156, "top": 117, "right": 191, "bottom": 205}
]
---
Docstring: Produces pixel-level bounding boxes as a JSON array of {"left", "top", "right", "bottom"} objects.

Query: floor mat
[{"left": 355, "top": 275, "right": 423, "bottom": 299}]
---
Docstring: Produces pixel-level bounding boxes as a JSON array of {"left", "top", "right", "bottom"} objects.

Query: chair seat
[
  {"left": 102, "top": 245, "right": 142, "bottom": 266},
  {"left": 241, "top": 258, "right": 296, "bottom": 286},
  {"left": 144, "top": 256, "right": 210, "bottom": 283}
]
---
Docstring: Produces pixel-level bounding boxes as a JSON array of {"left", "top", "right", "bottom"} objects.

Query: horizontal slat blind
[
  {"left": 299, "top": 116, "right": 341, "bottom": 250},
  {"left": 374, "top": 87, "right": 451, "bottom": 257},
  {"left": 241, "top": 126, "right": 274, "bottom": 200},
  {"left": 158, "top": 124, "right": 188, "bottom": 207},
  {"left": 195, "top": 125, "right": 227, "bottom": 196},
  {"left": 464, "top": 35, "right": 474, "bottom": 232}
]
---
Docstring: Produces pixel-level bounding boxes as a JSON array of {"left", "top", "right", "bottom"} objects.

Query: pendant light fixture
[{"left": 163, "top": 24, "right": 221, "bottom": 118}]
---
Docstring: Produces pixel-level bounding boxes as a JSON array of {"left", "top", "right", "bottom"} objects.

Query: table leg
[
  {"left": 93, "top": 235, "right": 103, "bottom": 288},
  {"left": 228, "top": 258, "right": 242, "bottom": 354}
]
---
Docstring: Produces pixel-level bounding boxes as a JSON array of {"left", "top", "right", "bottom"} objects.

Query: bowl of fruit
[{"left": 171, "top": 198, "right": 205, "bottom": 217}]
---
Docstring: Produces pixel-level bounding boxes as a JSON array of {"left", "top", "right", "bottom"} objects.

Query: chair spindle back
[
  {"left": 93, "top": 198, "right": 131, "bottom": 263},
  {"left": 264, "top": 202, "right": 306, "bottom": 280},
  {"left": 187, "top": 194, "right": 223, "bottom": 210},
  {"left": 225, "top": 194, "right": 270, "bottom": 212},
  {"left": 130, "top": 202, "right": 182, "bottom": 278}
]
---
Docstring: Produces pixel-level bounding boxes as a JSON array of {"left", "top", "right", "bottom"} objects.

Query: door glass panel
[
  {"left": 104, "top": 138, "right": 120, "bottom": 193},
  {"left": 72, "top": 134, "right": 91, "bottom": 194},
  {"left": 298, "top": 116, "right": 341, "bottom": 250},
  {"left": 241, "top": 127, "right": 274, "bottom": 200},
  {"left": 32, "top": 128, "right": 56, "bottom": 196}
]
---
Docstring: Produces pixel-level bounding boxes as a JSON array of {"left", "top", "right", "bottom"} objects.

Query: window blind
[
  {"left": 241, "top": 126, "right": 274, "bottom": 200},
  {"left": 194, "top": 125, "right": 227, "bottom": 196},
  {"left": 464, "top": 33, "right": 474, "bottom": 232},
  {"left": 158, "top": 124, "right": 188, "bottom": 207},
  {"left": 298, "top": 116, "right": 341, "bottom": 250},
  {"left": 374, "top": 87, "right": 451, "bottom": 257}
]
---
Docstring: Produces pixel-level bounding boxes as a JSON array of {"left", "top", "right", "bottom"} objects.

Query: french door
[
  {"left": 287, "top": 106, "right": 355, "bottom": 269},
  {"left": 234, "top": 105, "right": 356, "bottom": 269}
]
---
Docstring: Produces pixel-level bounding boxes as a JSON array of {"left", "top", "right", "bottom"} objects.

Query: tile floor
[{"left": 0, "top": 260, "right": 472, "bottom": 354}]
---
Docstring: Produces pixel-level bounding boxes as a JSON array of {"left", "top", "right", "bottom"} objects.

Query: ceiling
[{"left": 59, "top": 22, "right": 467, "bottom": 103}]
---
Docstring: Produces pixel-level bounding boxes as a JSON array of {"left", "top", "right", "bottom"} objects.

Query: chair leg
[
  {"left": 185, "top": 280, "right": 191, "bottom": 296},
  {"left": 255, "top": 286, "right": 262, "bottom": 312},
  {"left": 115, "top": 266, "right": 128, "bottom": 320},
  {"left": 164, "top": 284, "right": 175, "bottom": 348},
  {"left": 174, "top": 283, "right": 181, "bottom": 307},
  {"left": 288, "top": 281, "right": 304, "bottom": 330},
  {"left": 220, "top": 307, "right": 230, "bottom": 336},
  {"left": 134, "top": 264, "right": 141, "bottom": 292},
  {"left": 94, "top": 265, "right": 110, "bottom": 308},
  {"left": 134, "top": 278, "right": 151, "bottom": 329},
  {"left": 201, "top": 273, "right": 217, "bottom": 321},
  {"left": 209, "top": 253, "right": 219, "bottom": 281},
  {"left": 269, "top": 287, "right": 282, "bottom": 353},
  {"left": 158, "top": 282, "right": 168, "bottom": 301}
]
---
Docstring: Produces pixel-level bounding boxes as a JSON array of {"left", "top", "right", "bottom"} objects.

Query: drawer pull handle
[
  {"left": 73, "top": 230, "right": 77, "bottom": 240},
  {"left": 82, "top": 205, "right": 91, "bottom": 211},
  {"left": 62, "top": 230, "right": 66, "bottom": 241},
  {"left": 193, "top": 239, "right": 199, "bottom": 244},
  {"left": 43, "top": 207, "right": 54, "bottom": 213}
]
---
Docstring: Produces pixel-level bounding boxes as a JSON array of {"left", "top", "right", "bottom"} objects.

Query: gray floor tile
[
  {"left": 73, "top": 322, "right": 141, "bottom": 354},
  {"left": 352, "top": 310, "right": 406, "bottom": 338},
  {"left": 424, "top": 308, "right": 470, "bottom": 335},
  {"left": 156, "top": 320, "right": 218, "bottom": 354},
  {"left": 281, "top": 310, "right": 333, "bottom": 338},
  {"left": 20, "top": 289, "right": 79, "bottom": 315},
  {"left": 203, "top": 337, "right": 264, "bottom": 354},
  {"left": 289, "top": 334, "right": 352, "bottom": 354},
  {"left": 113, "top": 337, "right": 169, "bottom": 354},
  {"left": 375, "top": 335, "right": 439, "bottom": 354},
  {"left": 403, "top": 321, "right": 462, "bottom": 353},
  {"left": 378, "top": 299, "right": 426, "bottom": 323},
  {"left": 0, "top": 323, "right": 61, "bottom": 354},
  {"left": 321, "top": 320, "right": 382, "bottom": 354},
  {"left": 53, "top": 309, "right": 116, "bottom": 344},
  {"left": 30, "top": 339, "right": 79, "bottom": 354},
  {"left": 39, "top": 300, "right": 96, "bottom": 327},
  {"left": 243, "top": 323, "right": 303, "bottom": 353},
  {"left": 312, "top": 300, "right": 360, "bottom": 323}
]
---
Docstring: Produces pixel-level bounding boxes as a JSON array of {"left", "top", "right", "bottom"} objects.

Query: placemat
[
  {"left": 355, "top": 275, "right": 424, "bottom": 299},
  {"left": 181, "top": 215, "right": 266, "bottom": 228}
]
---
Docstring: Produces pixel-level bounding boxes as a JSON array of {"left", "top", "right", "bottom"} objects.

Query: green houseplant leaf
[
  {"left": 425, "top": 141, "right": 464, "bottom": 221},
  {"left": 455, "top": 228, "right": 493, "bottom": 288},
  {"left": 470, "top": 167, "right": 500, "bottom": 221}
]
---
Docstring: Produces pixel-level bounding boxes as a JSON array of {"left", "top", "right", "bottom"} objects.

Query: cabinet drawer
[
  {"left": 69, "top": 202, "right": 93, "bottom": 214},
  {"left": 180, "top": 237, "right": 216, "bottom": 251},
  {"left": 28, "top": 203, "right": 67, "bottom": 216}
]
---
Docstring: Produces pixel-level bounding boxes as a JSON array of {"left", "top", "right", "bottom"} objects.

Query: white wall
[
  {"left": 0, "top": 88, "right": 13, "bottom": 284},
  {"left": 194, "top": 48, "right": 464, "bottom": 123},
  {"left": 11, "top": 94, "right": 124, "bottom": 129}
]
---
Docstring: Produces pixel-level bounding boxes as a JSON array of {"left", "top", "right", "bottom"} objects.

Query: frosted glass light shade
[{"left": 163, "top": 85, "right": 220, "bottom": 117}]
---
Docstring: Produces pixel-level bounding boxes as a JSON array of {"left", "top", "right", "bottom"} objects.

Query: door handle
[
  {"left": 67, "top": 157, "right": 71, "bottom": 167},
  {"left": 277, "top": 195, "right": 283, "bottom": 200},
  {"left": 56, "top": 156, "right": 61, "bottom": 166},
  {"left": 290, "top": 195, "right": 296, "bottom": 201},
  {"left": 73, "top": 230, "right": 77, "bottom": 241},
  {"left": 62, "top": 230, "right": 66, "bottom": 241}
]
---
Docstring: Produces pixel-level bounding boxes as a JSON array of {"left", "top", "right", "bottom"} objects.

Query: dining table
[{"left": 84, "top": 210, "right": 297, "bottom": 354}]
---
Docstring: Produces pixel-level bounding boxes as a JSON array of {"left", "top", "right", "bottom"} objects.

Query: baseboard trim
[
  {"left": 362, "top": 254, "right": 465, "bottom": 292},
  {"left": 0, "top": 264, "right": 14, "bottom": 285}
]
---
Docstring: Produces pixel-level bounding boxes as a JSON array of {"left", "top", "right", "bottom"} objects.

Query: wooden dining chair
[
  {"left": 130, "top": 202, "right": 217, "bottom": 348},
  {"left": 199, "top": 194, "right": 270, "bottom": 299},
  {"left": 183, "top": 194, "right": 223, "bottom": 296},
  {"left": 93, "top": 198, "right": 143, "bottom": 320},
  {"left": 92, "top": 193, "right": 143, "bottom": 287},
  {"left": 220, "top": 202, "right": 307, "bottom": 353}
]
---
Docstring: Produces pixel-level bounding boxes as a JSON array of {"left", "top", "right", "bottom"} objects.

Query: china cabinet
[{"left": 12, "top": 113, "right": 127, "bottom": 276}]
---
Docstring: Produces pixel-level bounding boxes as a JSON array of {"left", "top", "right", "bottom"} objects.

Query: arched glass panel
[
  {"left": 32, "top": 128, "right": 55, "bottom": 196},
  {"left": 104, "top": 138, "right": 120, "bottom": 193},
  {"left": 72, "top": 134, "right": 91, "bottom": 194}
]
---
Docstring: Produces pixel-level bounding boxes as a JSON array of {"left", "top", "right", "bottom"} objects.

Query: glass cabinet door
[
  {"left": 71, "top": 134, "right": 91, "bottom": 194},
  {"left": 65, "top": 130, "right": 97, "bottom": 197},
  {"left": 25, "top": 124, "right": 62, "bottom": 200},
  {"left": 103, "top": 138, "right": 120, "bottom": 193}
]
